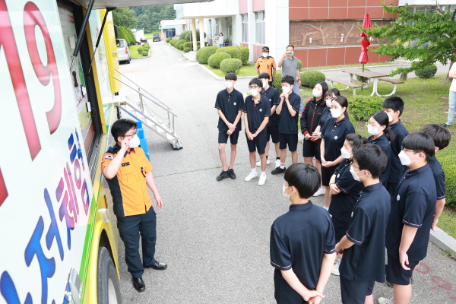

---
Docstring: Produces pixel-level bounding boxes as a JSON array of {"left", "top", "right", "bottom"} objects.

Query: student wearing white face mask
[
  {"left": 300, "top": 81, "right": 328, "bottom": 197},
  {"left": 214, "top": 73, "right": 245, "bottom": 181},
  {"left": 367, "top": 111, "right": 395, "bottom": 188},
  {"left": 320, "top": 96, "right": 355, "bottom": 211}
]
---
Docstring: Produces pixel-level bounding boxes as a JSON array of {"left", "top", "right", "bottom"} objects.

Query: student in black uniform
[
  {"left": 244, "top": 78, "right": 271, "bottom": 186},
  {"left": 300, "top": 81, "right": 328, "bottom": 197},
  {"left": 270, "top": 163, "right": 336, "bottom": 304},
  {"left": 272, "top": 75, "right": 302, "bottom": 175},
  {"left": 420, "top": 124, "right": 451, "bottom": 231},
  {"left": 336, "top": 144, "right": 391, "bottom": 304},
  {"left": 312, "top": 89, "right": 341, "bottom": 142},
  {"left": 367, "top": 111, "right": 394, "bottom": 187},
  {"left": 383, "top": 97, "right": 409, "bottom": 199},
  {"left": 381, "top": 132, "right": 436, "bottom": 304},
  {"left": 257, "top": 72, "right": 281, "bottom": 168},
  {"left": 328, "top": 134, "right": 367, "bottom": 276},
  {"left": 320, "top": 96, "right": 355, "bottom": 211},
  {"left": 215, "top": 73, "right": 245, "bottom": 181}
]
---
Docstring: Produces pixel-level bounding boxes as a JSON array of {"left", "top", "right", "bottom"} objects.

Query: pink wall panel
[
  {"left": 239, "top": 0, "right": 248, "bottom": 14},
  {"left": 345, "top": 46, "right": 362, "bottom": 65},
  {"left": 240, "top": 42, "right": 249, "bottom": 48},
  {"left": 294, "top": 49, "right": 309, "bottom": 68},
  {"left": 327, "top": 48, "right": 346, "bottom": 66},
  {"left": 290, "top": 0, "right": 308, "bottom": 7},
  {"left": 253, "top": 44, "right": 264, "bottom": 61},
  {"left": 308, "top": 48, "right": 328, "bottom": 67},
  {"left": 252, "top": 0, "right": 265, "bottom": 12},
  {"left": 289, "top": 8, "right": 308, "bottom": 20}
]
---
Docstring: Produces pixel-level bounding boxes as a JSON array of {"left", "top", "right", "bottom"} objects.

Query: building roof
[{"left": 77, "top": 0, "right": 214, "bottom": 10}]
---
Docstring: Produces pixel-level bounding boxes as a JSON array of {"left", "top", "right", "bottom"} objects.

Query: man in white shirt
[{"left": 442, "top": 63, "right": 456, "bottom": 127}]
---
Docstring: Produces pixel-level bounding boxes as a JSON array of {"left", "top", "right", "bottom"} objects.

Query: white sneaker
[
  {"left": 258, "top": 174, "right": 267, "bottom": 185},
  {"left": 331, "top": 262, "right": 340, "bottom": 276},
  {"left": 378, "top": 298, "right": 394, "bottom": 304},
  {"left": 298, "top": 133, "right": 304, "bottom": 142},
  {"left": 275, "top": 159, "right": 281, "bottom": 168},
  {"left": 256, "top": 158, "right": 271, "bottom": 167},
  {"left": 313, "top": 187, "right": 326, "bottom": 197},
  {"left": 245, "top": 171, "right": 258, "bottom": 181}
]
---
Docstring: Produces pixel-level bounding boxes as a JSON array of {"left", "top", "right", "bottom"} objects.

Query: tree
[
  {"left": 113, "top": 8, "right": 137, "bottom": 28},
  {"left": 362, "top": 3, "right": 456, "bottom": 78}
]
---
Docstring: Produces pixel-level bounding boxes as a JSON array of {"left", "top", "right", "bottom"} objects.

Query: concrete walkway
[{"left": 116, "top": 41, "right": 456, "bottom": 303}]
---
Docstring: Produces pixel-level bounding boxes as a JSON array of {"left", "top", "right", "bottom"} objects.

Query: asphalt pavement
[{"left": 115, "top": 40, "right": 456, "bottom": 304}]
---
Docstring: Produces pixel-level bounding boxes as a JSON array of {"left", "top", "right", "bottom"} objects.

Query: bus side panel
[{"left": 0, "top": 0, "right": 94, "bottom": 302}]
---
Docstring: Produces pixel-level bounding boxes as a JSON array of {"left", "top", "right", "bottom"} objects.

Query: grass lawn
[
  {"left": 299, "top": 75, "right": 456, "bottom": 238},
  {"left": 202, "top": 63, "right": 258, "bottom": 78},
  {"left": 129, "top": 45, "right": 149, "bottom": 58}
]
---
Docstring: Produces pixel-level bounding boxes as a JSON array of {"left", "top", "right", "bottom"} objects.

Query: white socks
[
  {"left": 251, "top": 168, "right": 257, "bottom": 174},
  {"left": 261, "top": 171, "right": 266, "bottom": 176},
  {"left": 280, "top": 163, "right": 285, "bottom": 169}
]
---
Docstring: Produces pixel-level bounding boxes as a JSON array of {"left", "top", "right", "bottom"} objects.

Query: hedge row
[
  {"left": 166, "top": 37, "right": 172, "bottom": 43},
  {"left": 196, "top": 46, "right": 218, "bottom": 64},
  {"left": 215, "top": 46, "right": 249, "bottom": 65},
  {"left": 271, "top": 70, "right": 325, "bottom": 94},
  {"left": 179, "top": 30, "right": 206, "bottom": 42},
  {"left": 170, "top": 39, "right": 203, "bottom": 52},
  {"left": 117, "top": 26, "right": 136, "bottom": 45},
  {"left": 208, "top": 52, "right": 231, "bottom": 68},
  {"left": 439, "top": 156, "right": 456, "bottom": 208}
]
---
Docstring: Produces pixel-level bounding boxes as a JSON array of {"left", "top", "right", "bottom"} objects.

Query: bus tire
[{"left": 97, "top": 247, "right": 122, "bottom": 304}]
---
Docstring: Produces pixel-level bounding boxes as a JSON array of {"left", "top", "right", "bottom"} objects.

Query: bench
[
  {"left": 326, "top": 76, "right": 363, "bottom": 96},
  {"left": 351, "top": 79, "right": 373, "bottom": 87},
  {"left": 377, "top": 78, "right": 404, "bottom": 96}
]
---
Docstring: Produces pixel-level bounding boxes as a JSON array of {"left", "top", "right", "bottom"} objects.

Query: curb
[
  {"left": 131, "top": 48, "right": 151, "bottom": 60},
  {"left": 430, "top": 228, "right": 456, "bottom": 259}
]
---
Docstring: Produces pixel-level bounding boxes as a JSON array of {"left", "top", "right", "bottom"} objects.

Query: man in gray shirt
[{"left": 278, "top": 44, "right": 303, "bottom": 115}]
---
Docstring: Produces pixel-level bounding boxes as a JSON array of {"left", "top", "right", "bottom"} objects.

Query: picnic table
[{"left": 332, "top": 68, "right": 404, "bottom": 97}]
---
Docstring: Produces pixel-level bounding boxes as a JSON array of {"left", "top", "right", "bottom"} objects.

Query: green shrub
[
  {"left": 300, "top": 70, "right": 325, "bottom": 88},
  {"left": 220, "top": 58, "right": 242, "bottom": 74},
  {"left": 272, "top": 71, "right": 283, "bottom": 93},
  {"left": 208, "top": 52, "right": 231, "bottom": 68},
  {"left": 196, "top": 46, "right": 218, "bottom": 64},
  {"left": 356, "top": 68, "right": 371, "bottom": 83},
  {"left": 298, "top": 59, "right": 303, "bottom": 70},
  {"left": 175, "top": 39, "right": 186, "bottom": 50},
  {"left": 166, "top": 37, "right": 172, "bottom": 43},
  {"left": 438, "top": 155, "right": 456, "bottom": 207},
  {"left": 142, "top": 50, "right": 148, "bottom": 56},
  {"left": 137, "top": 47, "right": 142, "bottom": 54},
  {"left": 184, "top": 47, "right": 191, "bottom": 53},
  {"left": 179, "top": 30, "right": 205, "bottom": 42},
  {"left": 183, "top": 42, "right": 192, "bottom": 50},
  {"left": 118, "top": 26, "right": 136, "bottom": 45},
  {"left": 415, "top": 64, "right": 438, "bottom": 79},
  {"left": 348, "top": 95, "right": 384, "bottom": 121},
  {"left": 215, "top": 46, "right": 249, "bottom": 64}
]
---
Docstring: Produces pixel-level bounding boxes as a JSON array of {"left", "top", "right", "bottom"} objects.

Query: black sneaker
[
  {"left": 228, "top": 168, "right": 236, "bottom": 179},
  {"left": 441, "top": 123, "right": 451, "bottom": 128},
  {"left": 216, "top": 170, "right": 230, "bottom": 181},
  {"left": 271, "top": 166, "right": 286, "bottom": 175}
]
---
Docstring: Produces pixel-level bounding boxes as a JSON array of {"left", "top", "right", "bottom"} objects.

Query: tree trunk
[{"left": 400, "top": 72, "right": 408, "bottom": 81}]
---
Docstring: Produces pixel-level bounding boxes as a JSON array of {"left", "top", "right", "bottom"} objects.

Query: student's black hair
[
  {"left": 249, "top": 78, "right": 263, "bottom": 88},
  {"left": 420, "top": 124, "right": 452, "bottom": 150},
  {"left": 111, "top": 119, "right": 137, "bottom": 144},
  {"left": 329, "top": 88, "right": 341, "bottom": 97},
  {"left": 346, "top": 133, "right": 368, "bottom": 149},
  {"left": 383, "top": 96, "right": 404, "bottom": 116},
  {"left": 284, "top": 163, "right": 321, "bottom": 199},
  {"left": 324, "top": 90, "right": 333, "bottom": 100},
  {"left": 402, "top": 132, "right": 435, "bottom": 161},
  {"left": 314, "top": 81, "right": 328, "bottom": 106},
  {"left": 333, "top": 96, "right": 350, "bottom": 120},
  {"left": 370, "top": 110, "right": 395, "bottom": 142},
  {"left": 353, "top": 143, "right": 387, "bottom": 179},
  {"left": 281, "top": 75, "right": 294, "bottom": 86},
  {"left": 225, "top": 73, "right": 237, "bottom": 81},
  {"left": 258, "top": 72, "right": 270, "bottom": 80}
]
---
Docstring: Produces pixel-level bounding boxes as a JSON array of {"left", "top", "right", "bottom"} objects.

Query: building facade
[{"left": 174, "top": 0, "right": 401, "bottom": 67}]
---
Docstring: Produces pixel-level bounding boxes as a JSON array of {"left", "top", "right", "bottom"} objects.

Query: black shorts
[
  {"left": 332, "top": 217, "right": 349, "bottom": 243},
  {"left": 246, "top": 130, "right": 267, "bottom": 154},
  {"left": 340, "top": 276, "right": 375, "bottom": 304},
  {"left": 303, "top": 138, "right": 319, "bottom": 158},
  {"left": 218, "top": 130, "right": 239, "bottom": 145},
  {"left": 321, "top": 165, "right": 337, "bottom": 186},
  {"left": 267, "top": 125, "right": 280, "bottom": 144},
  {"left": 279, "top": 133, "right": 298, "bottom": 152},
  {"left": 386, "top": 254, "right": 420, "bottom": 286}
]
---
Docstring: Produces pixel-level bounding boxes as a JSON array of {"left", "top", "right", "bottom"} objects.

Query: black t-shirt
[
  {"left": 340, "top": 183, "right": 391, "bottom": 282},
  {"left": 329, "top": 159, "right": 364, "bottom": 223},
  {"left": 214, "top": 89, "right": 244, "bottom": 132},
  {"left": 262, "top": 86, "right": 280, "bottom": 126},
  {"left": 278, "top": 92, "right": 301, "bottom": 134},
  {"left": 321, "top": 117, "right": 355, "bottom": 161},
  {"left": 385, "top": 164, "right": 437, "bottom": 261},
  {"left": 368, "top": 134, "right": 392, "bottom": 187},
  {"left": 388, "top": 121, "right": 409, "bottom": 183},
  {"left": 243, "top": 95, "right": 271, "bottom": 133},
  {"left": 428, "top": 156, "right": 446, "bottom": 200},
  {"left": 318, "top": 107, "right": 331, "bottom": 127},
  {"left": 270, "top": 202, "right": 335, "bottom": 303}
]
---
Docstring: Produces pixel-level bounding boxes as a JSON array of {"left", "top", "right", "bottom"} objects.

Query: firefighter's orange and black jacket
[{"left": 101, "top": 144, "right": 153, "bottom": 217}]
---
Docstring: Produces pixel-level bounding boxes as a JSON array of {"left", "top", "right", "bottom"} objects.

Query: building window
[
  {"left": 255, "top": 11, "right": 265, "bottom": 44},
  {"left": 242, "top": 14, "right": 248, "bottom": 42}
]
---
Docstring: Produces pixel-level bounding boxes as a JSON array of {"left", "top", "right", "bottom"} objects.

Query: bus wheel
[{"left": 97, "top": 247, "right": 122, "bottom": 304}]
